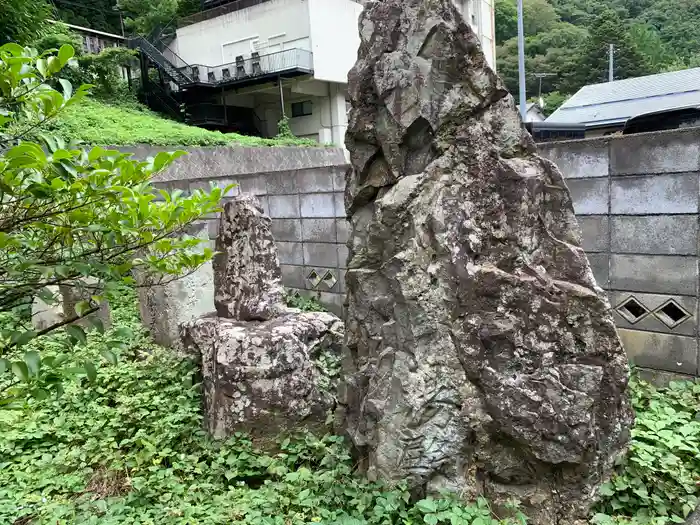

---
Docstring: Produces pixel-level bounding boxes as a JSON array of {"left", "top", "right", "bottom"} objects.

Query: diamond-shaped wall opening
[
  {"left": 655, "top": 300, "right": 691, "bottom": 328},
  {"left": 306, "top": 269, "right": 322, "bottom": 288},
  {"left": 616, "top": 297, "right": 648, "bottom": 324},
  {"left": 321, "top": 271, "right": 338, "bottom": 289}
]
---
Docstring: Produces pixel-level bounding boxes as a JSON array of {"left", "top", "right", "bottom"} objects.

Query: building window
[{"left": 291, "top": 101, "right": 313, "bottom": 117}]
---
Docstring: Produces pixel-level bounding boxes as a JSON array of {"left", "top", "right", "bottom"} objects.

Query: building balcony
[{"left": 180, "top": 48, "right": 313, "bottom": 90}]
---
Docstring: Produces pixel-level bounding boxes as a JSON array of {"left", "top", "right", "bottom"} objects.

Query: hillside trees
[
  {"left": 115, "top": 0, "right": 201, "bottom": 36},
  {"left": 53, "top": 0, "right": 123, "bottom": 35},
  {"left": 560, "top": 9, "right": 651, "bottom": 91},
  {"left": 494, "top": 0, "right": 692, "bottom": 114},
  {"left": 0, "top": 0, "right": 54, "bottom": 45},
  {"left": 50, "top": 0, "right": 201, "bottom": 37}
]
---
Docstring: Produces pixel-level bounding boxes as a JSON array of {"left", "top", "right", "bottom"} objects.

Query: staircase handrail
[{"left": 128, "top": 36, "right": 194, "bottom": 85}]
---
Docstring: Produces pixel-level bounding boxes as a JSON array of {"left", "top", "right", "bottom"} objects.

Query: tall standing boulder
[
  {"left": 338, "top": 1, "right": 633, "bottom": 524},
  {"left": 214, "top": 196, "right": 285, "bottom": 321}
]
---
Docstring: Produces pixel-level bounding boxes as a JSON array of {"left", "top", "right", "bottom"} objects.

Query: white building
[
  {"left": 165, "top": 0, "right": 496, "bottom": 144},
  {"left": 518, "top": 103, "right": 546, "bottom": 123}
]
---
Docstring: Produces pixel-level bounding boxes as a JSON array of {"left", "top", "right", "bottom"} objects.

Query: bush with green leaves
[
  {"left": 33, "top": 24, "right": 140, "bottom": 104},
  {"left": 31, "top": 22, "right": 83, "bottom": 58},
  {"left": 0, "top": 288, "right": 527, "bottom": 525},
  {"left": 593, "top": 378, "right": 700, "bottom": 525},
  {"left": 277, "top": 116, "right": 295, "bottom": 139},
  {"left": 0, "top": 42, "right": 225, "bottom": 403},
  {"left": 71, "top": 47, "right": 139, "bottom": 100},
  {"left": 285, "top": 290, "right": 328, "bottom": 313}
]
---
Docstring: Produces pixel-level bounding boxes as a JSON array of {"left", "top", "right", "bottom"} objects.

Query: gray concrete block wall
[
  {"left": 146, "top": 146, "right": 349, "bottom": 316},
  {"left": 540, "top": 128, "right": 700, "bottom": 381},
  {"left": 136, "top": 138, "right": 700, "bottom": 381}
]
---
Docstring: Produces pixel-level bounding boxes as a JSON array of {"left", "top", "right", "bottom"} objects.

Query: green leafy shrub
[
  {"left": 594, "top": 378, "right": 700, "bottom": 524},
  {"left": 0, "top": 289, "right": 526, "bottom": 525},
  {"left": 44, "top": 99, "right": 321, "bottom": 147},
  {"left": 285, "top": 291, "right": 327, "bottom": 313},
  {"left": 71, "top": 47, "right": 138, "bottom": 100},
  {"left": 277, "top": 116, "right": 295, "bottom": 139},
  {"left": 0, "top": 0, "right": 53, "bottom": 45},
  {"left": 0, "top": 42, "right": 225, "bottom": 403},
  {"left": 31, "top": 23, "right": 83, "bottom": 57}
]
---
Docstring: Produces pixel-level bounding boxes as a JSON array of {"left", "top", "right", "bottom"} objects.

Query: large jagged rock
[
  {"left": 338, "top": 1, "right": 633, "bottom": 524},
  {"left": 181, "top": 196, "right": 344, "bottom": 445},
  {"left": 214, "top": 197, "right": 285, "bottom": 321}
]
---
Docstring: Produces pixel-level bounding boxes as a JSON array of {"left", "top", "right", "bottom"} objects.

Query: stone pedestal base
[{"left": 181, "top": 310, "right": 343, "bottom": 446}]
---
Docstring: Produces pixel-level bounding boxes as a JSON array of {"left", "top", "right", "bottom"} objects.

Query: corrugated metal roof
[{"left": 546, "top": 68, "right": 700, "bottom": 127}]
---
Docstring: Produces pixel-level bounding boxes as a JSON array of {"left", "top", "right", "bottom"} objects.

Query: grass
[
  {"left": 3, "top": 289, "right": 699, "bottom": 524},
  {"left": 0, "top": 289, "right": 523, "bottom": 525},
  {"left": 42, "top": 99, "right": 320, "bottom": 148}
]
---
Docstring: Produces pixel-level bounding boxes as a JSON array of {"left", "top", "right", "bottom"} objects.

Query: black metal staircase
[
  {"left": 128, "top": 35, "right": 264, "bottom": 136},
  {"left": 143, "top": 81, "right": 183, "bottom": 120},
  {"left": 127, "top": 36, "right": 194, "bottom": 87}
]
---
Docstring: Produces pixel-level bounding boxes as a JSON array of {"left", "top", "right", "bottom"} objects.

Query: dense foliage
[
  {"left": 32, "top": 24, "right": 139, "bottom": 100},
  {"left": 51, "top": 0, "right": 200, "bottom": 37},
  {"left": 44, "top": 98, "right": 320, "bottom": 147},
  {"left": 0, "top": 0, "right": 54, "bottom": 45},
  {"left": 495, "top": 0, "right": 700, "bottom": 114},
  {"left": 0, "top": 290, "right": 527, "bottom": 525},
  {"left": 53, "top": 0, "right": 124, "bottom": 36},
  {"left": 593, "top": 379, "right": 700, "bottom": 524},
  {"left": 0, "top": 42, "right": 226, "bottom": 404},
  {"left": 4, "top": 288, "right": 700, "bottom": 524}
]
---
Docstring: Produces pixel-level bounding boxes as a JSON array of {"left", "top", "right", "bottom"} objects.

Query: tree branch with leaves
[{"left": 0, "top": 42, "right": 230, "bottom": 404}]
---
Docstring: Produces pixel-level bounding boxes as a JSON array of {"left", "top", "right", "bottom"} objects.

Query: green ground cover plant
[
  {"left": 592, "top": 378, "right": 700, "bottom": 525},
  {"left": 284, "top": 290, "right": 328, "bottom": 313},
  {"left": 6, "top": 286, "right": 700, "bottom": 525},
  {"left": 43, "top": 99, "right": 320, "bottom": 148},
  {"left": 0, "top": 289, "right": 527, "bottom": 525}
]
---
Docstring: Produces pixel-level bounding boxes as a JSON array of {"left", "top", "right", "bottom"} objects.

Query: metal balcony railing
[{"left": 183, "top": 48, "right": 313, "bottom": 86}]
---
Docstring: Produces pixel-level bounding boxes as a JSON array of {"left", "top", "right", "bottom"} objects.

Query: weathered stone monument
[
  {"left": 139, "top": 224, "right": 214, "bottom": 350},
  {"left": 32, "top": 279, "right": 111, "bottom": 331},
  {"left": 181, "top": 197, "right": 343, "bottom": 444},
  {"left": 338, "top": 1, "right": 634, "bottom": 523},
  {"left": 214, "top": 198, "right": 285, "bottom": 321}
]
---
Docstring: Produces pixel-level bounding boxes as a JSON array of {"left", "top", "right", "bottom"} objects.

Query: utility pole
[
  {"left": 609, "top": 43, "right": 614, "bottom": 82},
  {"left": 278, "top": 76, "right": 286, "bottom": 117},
  {"left": 517, "top": 0, "right": 526, "bottom": 121},
  {"left": 533, "top": 72, "right": 556, "bottom": 101}
]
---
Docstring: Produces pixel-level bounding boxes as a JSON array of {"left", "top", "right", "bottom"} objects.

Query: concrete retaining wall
[
  {"left": 540, "top": 128, "right": 700, "bottom": 382},
  {"left": 128, "top": 146, "right": 350, "bottom": 320},
  {"left": 131, "top": 136, "right": 700, "bottom": 381}
]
